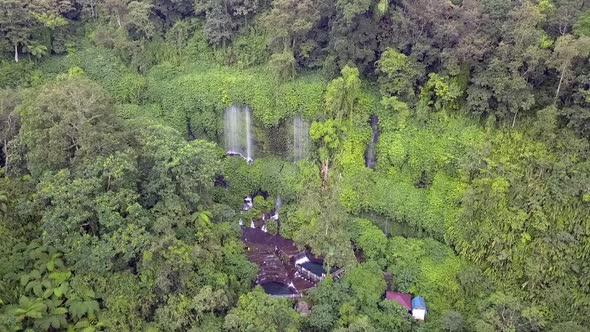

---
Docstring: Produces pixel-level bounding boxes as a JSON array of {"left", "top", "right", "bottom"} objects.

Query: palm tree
[{"left": 24, "top": 41, "right": 48, "bottom": 61}]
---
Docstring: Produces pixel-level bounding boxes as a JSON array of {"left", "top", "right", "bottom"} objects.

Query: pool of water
[
  {"left": 261, "top": 282, "right": 295, "bottom": 296},
  {"left": 300, "top": 262, "right": 326, "bottom": 276}
]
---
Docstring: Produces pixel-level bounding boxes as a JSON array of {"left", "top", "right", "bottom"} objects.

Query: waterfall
[
  {"left": 365, "top": 115, "right": 379, "bottom": 169},
  {"left": 225, "top": 106, "right": 240, "bottom": 156},
  {"left": 293, "top": 115, "right": 310, "bottom": 162},
  {"left": 245, "top": 106, "right": 253, "bottom": 163},
  {"left": 224, "top": 105, "right": 254, "bottom": 163},
  {"left": 271, "top": 196, "right": 281, "bottom": 220}
]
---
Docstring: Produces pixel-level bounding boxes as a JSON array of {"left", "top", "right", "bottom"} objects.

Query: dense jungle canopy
[{"left": 1, "top": 0, "right": 590, "bottom": 331}]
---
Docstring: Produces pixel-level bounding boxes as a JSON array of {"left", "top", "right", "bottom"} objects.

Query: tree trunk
[
  {"left": 321, "top": 159, "right": 329, "bottom": 191},
  {"left": 14, "top": 42, "right": 18, "bottom": 63},
  {"left": 554, "top": 62, "right": 568, "bottom": 104},
  {"left": 90, "top": 0, "right": 95, "bottom": 19},
  {"left": 511, "top": 109, "right": 518, "bottom": 128}
]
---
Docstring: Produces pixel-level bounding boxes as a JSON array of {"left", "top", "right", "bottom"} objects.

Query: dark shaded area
[
  {"left": 186, "top": 116, "right": 196, "bottom": 140},
  {"left": 365, "top": 115, "right": 379, "bottom": 169},
  {"left": 214, "top": 175, "right": 227, "bottom": 188},
  {"left": 0, "top": 146, "right": 5, "bottom": 168},
  {"left": 261, "top": 282, "right": 295, "bottom": 296}
]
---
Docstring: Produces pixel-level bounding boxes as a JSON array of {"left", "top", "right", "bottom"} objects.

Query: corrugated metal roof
[
  {"left": 386, "top": 291, "right": 412, "bottom": 311},
  {"left": 412, "top": 296, "right": 426, "bottom": 310}
]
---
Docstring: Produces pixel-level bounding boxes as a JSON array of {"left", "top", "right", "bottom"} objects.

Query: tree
[
  {"left": 546, "top": 0, "right": 586, "bottom": 37},
  {"left": 23, "top": 40, "right": 48, "bottom": 60},
  {"left": 269, "top": 49, "right": 296, "bottom": 80},
  {"left": 151, "top": 0, "right": 195, "bottom": 25},
  {"left": 227, "top": 0, "right": 259, "bottom": 26},
  {"left": 19, "top": 77, "right": 126, "bottom": 176},
  {"left": 137, "top": 125, "right": 222, "bottom": 210},
  {"left": 195, "top": 0, "right": 260, "bottom": 46},
  {"left": 309, "top": 120, "right": 341, "bottom": 189},
  {"left": 418, "top": 73, "right": 464, "bottom": 112},
  {"left": 224, "top": 287, "right": 300, "bottom": 332},
  {"left": 126, "top": 0, "right": 155, "bottom": 39},
  {"left": 574, "top": 10, "right": 590, "bottom": 37},
  {"left": 336, "top": 0, "right": 372, "bottom": 24},
  {"left": 306, "top": 276, "right": 351, "bottom": 331},
  {"left": 100, "top": 0, "right": 155, "bottom": 40},
  {"left": 440, "top": 310, "right": 468, "bottom": 332},
  {"left": 376, "top": 48, "right": 420, "bottom": 101},
  {"left": 371, "top": 299, "right": 413, "bottom": 332},
  {"left": 204, "top": 2, "right": 233, "bottom": 47},
  {"left": 264, "top": 0, "right": 320, "bottom": 51},
  {"left": 324, "top": 65, "right": 361, "bottom": 121},
  {"left": 356, "top": 222, "right": 387, "bottom": 266},
  {"left": 549, "top": 34, "right": 590, "bottom": 104},
  {"left": 0, "top": 241, "right": 104, "bottom": 331},
  {"left": 0, "top": 0, "right": 35, "bottom": 62},
  {"left": 475, "top": 292, "right": 546, "bottom": 332},
  {"left": 341, "top": 262, "right": 386, "bottom": 309},
  {"left": 327, "top": 12, "right": 378, "bottom": 75},
  {"left": 294, "top": 187, "right": 356, "bottom": 270},
  {"left": 0, "top": 89, "right": 19, "bottom": 172}
]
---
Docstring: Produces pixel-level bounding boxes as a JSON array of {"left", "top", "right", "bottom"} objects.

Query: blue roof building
[{"left": 412, "top": 296, "right": 427, "bottom": 320}]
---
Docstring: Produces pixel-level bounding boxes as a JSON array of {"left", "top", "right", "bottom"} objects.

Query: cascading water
[
  {"left": 365, "top": 115, "right": 380, "bottom": 169},
  {"left": 225, "top": 106, "right": 240, "bottom": 156},
  {"left": 224, "top": 105, "right": 254, "bottom": 164},
  {"left": 271, "top": 196, "right": 282, "bottom": 234},
  {"left": 245, "top": 106, "right": 253, "bottom": 163},
  {"left": 293, "top": 114, "right": 310, "bottom": 162}
]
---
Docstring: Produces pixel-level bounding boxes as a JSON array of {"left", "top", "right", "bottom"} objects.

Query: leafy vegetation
[{"left": 1, "top": 0, "right": 590, "bottom": 331}]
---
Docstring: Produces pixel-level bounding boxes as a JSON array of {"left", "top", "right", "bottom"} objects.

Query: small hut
[{"left": 412, "top": 296, "right": 427, "bottom": 320}]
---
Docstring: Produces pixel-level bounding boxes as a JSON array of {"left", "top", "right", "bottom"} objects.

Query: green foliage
[
  {"left": 348, "top": 218, "right": 387, "bottom": 267},
  {"left": 386, "top": 237, "right": 465, "bottom": 317},
  {"left": 222, "top": 156, "right": 320, "bottom": 210},
  {"left": 419, "top": 73, "right": 464, "bottom": 112},
  {"left": 2, "top": 1, "right": 590, "bottom": 331},
  {"left": 336, "top": 0, "right": 372, "bottom": 23},
  {"left": 294, "top": 187, "right": 357, "bottom": 269},
  {"left": 146, "top": 63, "right": 325, "bottom": 133},
  {"left": 221, "top": 25, "right": 271, "bottom": 68},
  {"left": 19, "top": 76, "right": 126, "bottom": 176},
  {"left": 574, "top": 11, "right": 590, "bottom": 37},
  {"left": 0, "top": 61, "right": 41, "bottom": 88},
  {"left": 224, "top": 287, "right": 300, "bottom": 332},
  {"left": 0, "top": 241, "right": 104, "bottom": 331},
  {"left": 324, "top": 65, "right": 361, "bottom": 121},
  {"left": 376, "top": 48, "right": 421, "bottom": 101},
  {"left": 447, "top": 129, "right": 590, "bottom": 322},
  {"left": 310, "top": 119, "right": 341, "bottom": 163},
  {"left": 340, "top": 113, "right": 482, "bottom": 238},
  {"left": 269, "top": 50, "right": 296, "bottom": 80},
  {"left": 341, "top": 262, "right": 386, "bottom": 309},
  {"left": 40, "top": 47, "right": 147, "bottom": 103}
]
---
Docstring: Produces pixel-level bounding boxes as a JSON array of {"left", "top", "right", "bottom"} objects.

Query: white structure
[{"left": 412, "top": 297, "right": 427, "bottom": 321}]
